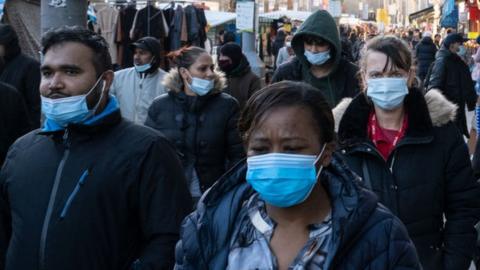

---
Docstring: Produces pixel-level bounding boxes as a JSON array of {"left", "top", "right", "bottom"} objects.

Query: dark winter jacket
[
  {"left": 271, "top": 10, "right": 360, "bottom": 107},
  {"left": 415, "top": 37, "right": 437, "bottom": 81},
  {"left": 335, "top": 89, "right": 480, "bottom": 270},
  {"left": 0, "top": 97, "right": 192, "bottom": 270},
  {"left": 0, "top": 53, "right": 40, "bottom": 128},
  {"left": 0, "top": 82, "right": 31, "bottom": 167},
  {"left": 145, "top": 69, "right": 245, "bottom": 194},
  {"left": 174, "top": 155, "right": 422, "bottom": 269},
  {"left": 223, "top": 57, "right": 262, "bottom": 109},
  {"left": 169, "top": 5, "right": 184, "bottom": 51},
  {"left": 427, "top": 48, "right": 477, "bottom": 137}
]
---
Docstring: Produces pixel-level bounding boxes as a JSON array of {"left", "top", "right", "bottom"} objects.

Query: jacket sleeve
[
  {"left": 0, "top": 146, "right": 15, "bottom": 270},
  {"left": 132, "top": 137, "right": 193, "bottom": 270},
  {"left": 144, "top": 101, "right": 159, "bottom": 128},
  {"left": 225, "top": 99, "right": 246, "bottom": 168},
  {"left": 23, "top": 61, "right": 41, "bottom": 128},
  {"left": 386, "top": 217, "right": 422, "bottom": 269},
  {"left": 427, "top": 57, "right": 446, "bottom": 90},
  {"left": 443, "top": 124, "right": 480, "bottom": 269},
  {"left": 247, "top": 74, "right": 262, "bottom": 99},
  {"left": 461, "top": 67, "right": 477, "bottom": 111}
]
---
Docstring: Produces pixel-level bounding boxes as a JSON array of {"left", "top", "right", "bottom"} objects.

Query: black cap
[
  {"left": 443, "top": 33, "right": 466, "bottom": 48},
  {"left": 129, "top": 36, "right": 160, "bottom": 54}
]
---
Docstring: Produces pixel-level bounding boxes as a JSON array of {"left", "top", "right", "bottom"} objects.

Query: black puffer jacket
[
  {"left": 175, "top": 155, "right": 421, "bottom": 269},
  {"left": 145, "top": 69, "right": 245, "bottom": 194},
  {"left": 0, "top": 98, "right": 192, "bottom": 270},
  {"left": 0, "top": 53, "right": 41, "bottom": 128},
  {"left": 427, "top": 48, "right": 477, "bottom": 137},
  {"left": 415, "top": 37, "right": 437, "bottom": 81},
  {"left": 335, "top": 89, "right": 480, "bottom": 270},
  {"left": 0, "top": 82, "right": 31, "bottom": 167}
]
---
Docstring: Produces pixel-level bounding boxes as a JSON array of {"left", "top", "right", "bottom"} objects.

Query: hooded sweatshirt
[{"left": 272, "top": 10, "right": 359, "bottom": 106}]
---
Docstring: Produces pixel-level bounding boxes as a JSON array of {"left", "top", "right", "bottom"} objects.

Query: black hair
[
  {"left": 239, "top": 81, "right": 335, "bottom": 145},
  {"left": 41, "top": 26, "right": 112, "bottom": 76}
]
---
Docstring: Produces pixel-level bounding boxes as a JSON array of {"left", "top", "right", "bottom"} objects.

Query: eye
[
  {"left": 284, "top": 145, "right": 305, "bottom": 153},
  {"left": 65, "top": 69, "right": 79, "bottom": 76},
  {"left": 41, "top": 70, "right": 52, "bottom": 77},
  {"left": 249, "top": 146, "right": 269, "bottom": 154}
]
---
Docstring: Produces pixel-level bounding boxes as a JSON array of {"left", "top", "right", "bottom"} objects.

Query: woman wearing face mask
[
  {"left": 175, "top": 80, "right": 421, "bottom": 270},
  {"left": 335, "top": 35, "right": 480, "bottom": 270},
  {"left": 271, "top": 10, "right": 360, "bottom": 107},
  {"left": 145, "top": 46, "right": 245, "bottom": 203}
]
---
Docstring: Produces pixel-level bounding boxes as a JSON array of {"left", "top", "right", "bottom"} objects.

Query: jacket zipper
[
  {"left": 39, "top": 129, "right": 71, "bottom": 270},
  {"left": 60, "top": 169, "right": 89, "bottom": 219}
]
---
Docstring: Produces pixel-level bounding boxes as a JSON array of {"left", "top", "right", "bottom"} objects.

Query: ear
[
  {"left": 102, "top": 70, "right": 114, "bottom": 95},
  {"left": 319, "top": 141, "right": 336, "bottom": 168},
  {"left": 178, "top": 67, "right": 190, "bottom": 82}
]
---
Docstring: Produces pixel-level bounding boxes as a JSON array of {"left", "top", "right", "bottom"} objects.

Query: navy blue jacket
[
  {"left": 174, "top": 155, "right": 421, "bottom": 269},
  {"left": 415, "top": 37, "right": 437, "bottom": 81}
]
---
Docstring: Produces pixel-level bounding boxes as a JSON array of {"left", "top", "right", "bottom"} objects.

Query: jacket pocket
[{"left": 60, "top": 169, "right": 89, "bottom": 219}]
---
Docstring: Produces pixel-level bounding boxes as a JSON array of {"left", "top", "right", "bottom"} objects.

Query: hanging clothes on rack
[
  {"left": 116, "top": 4, "right": 137, "bottom": 68},
  {"left": 168, "top": 4, "right": 185, "bottom": 51},
  {"left": 97, "top": 4, "right": 119, "bottom": 65},
  {"left": 130, "top": 4, "right": 168, "bottom": 41}
]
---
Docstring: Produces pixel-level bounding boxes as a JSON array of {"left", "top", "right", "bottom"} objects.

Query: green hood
[{"left": 292, "top": 10, "right": 341, "bottom": 76}]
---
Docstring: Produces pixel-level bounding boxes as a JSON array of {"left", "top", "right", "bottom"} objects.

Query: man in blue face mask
[
  {"left": 271, "top": 10, "right": 360, "bottom": 107},
  {"left": 0, "top": 26, "right": 192, "bottom": 270},
  {"left": 110, "top": 36, "right": 167, "bottom": 124}
]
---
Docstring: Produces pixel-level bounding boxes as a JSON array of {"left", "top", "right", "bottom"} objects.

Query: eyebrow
[
  {"left": 251, "top": 137, "right": 309, "bottom": 142},
  {"left": 40, "top": 64, "right": 82, "bottom": 72}
]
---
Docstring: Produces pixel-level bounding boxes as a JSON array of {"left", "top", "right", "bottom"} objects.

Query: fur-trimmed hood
[
  {"left": 334, "top": 88, "right": 457, "bottom": 144},
  {"left": 162, "top": 68, "right": 227, "bottom": 94}
]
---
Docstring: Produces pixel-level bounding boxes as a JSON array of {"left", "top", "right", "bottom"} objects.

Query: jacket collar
[
  {"left": 39, "top": 95, "right": 122, "bottom": 136},
  {"left": 335, "top": 89, "right": 457, "bottom": 146}
]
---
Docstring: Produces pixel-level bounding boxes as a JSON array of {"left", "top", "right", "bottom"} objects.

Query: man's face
[
  {"left": 303, "top": 36, "right": 330, "bottom": 53},
  {"left": 133, "top": 48, "right": 153, "bottom": 66},
  {"left": 40, "top": 42, "right": 105, "bottom": 108},
  {"left": 450, "top": 42, "right": 461, "bottom": 53}
]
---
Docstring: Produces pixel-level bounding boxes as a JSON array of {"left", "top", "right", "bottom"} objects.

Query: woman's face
[
  {"left": 246, "top": 106, "right": 332, "bottom": 167},
  {"left": 363, "top": 51, "right": 410, "bottom": 90},
  {"left": 180, "top": 52, "right": 215, "bottom": 83}
]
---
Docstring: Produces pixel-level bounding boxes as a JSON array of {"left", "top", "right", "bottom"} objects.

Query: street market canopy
[
  {"left": 204, "top": 10, "right": 236, "bottom": 27},
  {"left": 409, "top": 6, "right": 434, "bottom": 22},
  {"left": 259, "top": 10, "right": 312, "bottom": 22}
]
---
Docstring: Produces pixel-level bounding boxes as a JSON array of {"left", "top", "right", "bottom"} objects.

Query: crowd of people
[{"left": 1, "top": 8, "right": 480, "bottom": 270}]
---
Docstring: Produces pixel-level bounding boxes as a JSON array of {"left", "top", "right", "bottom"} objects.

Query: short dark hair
[
  {"left": 41, "top": 26, "right": 112, "bottom": 76},
  {"left": 239, "top": 81, "right": 335, "bottom": 145}
]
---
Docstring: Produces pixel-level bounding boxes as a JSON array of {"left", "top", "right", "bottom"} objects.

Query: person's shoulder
[
  {"left": 116, "top": 118, "right": 173, "bottom": 146},
  {"left": 0, "top": 82, "right": 19, "bottom": 96},
  {"left": 114, "top": 67, "right": 135, "bottom": 77}
]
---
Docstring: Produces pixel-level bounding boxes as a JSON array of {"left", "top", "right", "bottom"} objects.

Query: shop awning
[
  {"left": 409, "top": 6, "right": 434, "bottom": 21},
  {"left": 204, "top": 10, "right": 236, "bottom": 27},
  {"left": 259, "top": 10, "right": 312, "bottom": 21}
]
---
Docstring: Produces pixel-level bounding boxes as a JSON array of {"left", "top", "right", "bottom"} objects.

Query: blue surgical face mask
[
  {"left": 41, "top": 76, "right": 106, "bottom": 127},
  {"left": 246, "top": 144, "right": 327, "bottom": 208},
  {"left": 134, "top": 57, "right": 154, "bottom": 73},
  {"left": 367, "top": 77, "right": 408, "bottom": 110},
  {"left": 457, "top": 45, "right": 466, "bottom": 57},
  {"left": 304, "top": 49, "right": 331, "bottom": 66},
  {"left": 186, "top": 76, "right": 214, "bottom": 96}
]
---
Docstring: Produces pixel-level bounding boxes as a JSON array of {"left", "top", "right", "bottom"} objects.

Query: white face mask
[{"left": 41, "top": 75, "right": 106, "bottom": 127}]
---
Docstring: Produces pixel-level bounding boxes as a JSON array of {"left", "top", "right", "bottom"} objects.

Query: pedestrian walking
[
  {"left": 0, "top": 24, "right": 41, "bottom": 128},
  {"left": 145, "top": 46, "right": 245, "bottom": 203},
  {"left": 271, "top": 10, "right": 360, "bottom": 107},
  {"left": 110, "top": 36, "right": 167, "bottom": 124},
  {"left": 0, "top": 26, "right": 192, "bottom": 270},
  {"left": 415, "top": 31, "right": 437, "bottom": 83},
  {"left": 218, "top": 42, "right": 262, "bottom": 109},
  {"left": 428, "top": 33, "right": 477, "bottom": 138},
  {"left": 175, "top": 81, "right": 422, "bottom": 270},
  {"left": 335, "top": 35, "right": 480, "bottom": 270}
]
